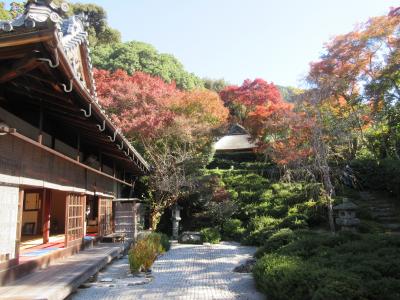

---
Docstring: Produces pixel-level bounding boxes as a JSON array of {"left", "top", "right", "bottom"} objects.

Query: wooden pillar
[
  {"left": 51, "top": 135, "right": 55, "bottom": 149},
  {"left": 99, "top": 152, "right": 103, "bottom": 172},
  {"left": 82, "top": 195, "right": 87, "bottom": 237},
  {"left": 15, "top": 189, "right": 24, "bottom": 264},
  {"left": 38, "top": 101, "right": 43, "bottom": 144},
  {"left": 42, "top": 189, "right": 51, "bottom": 244},
  {"left": 76, "top": 133, "right": 81, "bottom": 162},
  {"left": 64, "top": 194, "right": 69, "bottom": 247},
  {"left": 133, "top": 200, "right": 138, "bottom": 241}
]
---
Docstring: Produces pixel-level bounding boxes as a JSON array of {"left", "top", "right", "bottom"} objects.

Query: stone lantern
[
  {"left": 333, "top": 198, "right": 360, "bottom": 231},
  {"left": 171, "top": 204, "right": 182, "bottom": 239}
]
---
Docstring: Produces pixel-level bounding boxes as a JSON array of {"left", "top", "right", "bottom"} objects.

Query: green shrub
[
  {"left": 159, "top": 233, "right": 171, "bottom": 251},
  {"left": 128, "top": 232, "right": 170, "bottom": 273},
  {"left": 253, "top": 254, "right": 319, "bottom": 300},
  {"left": 279, "top": 213, "right": 309, "bottom": 230},
  {"left": 222, "top": 218, "right": 245, "bottom": 241},
  {"left": 200, "top": 227, "right": 221, "bottom": 244},
  {"left": 254, "top": 232, "right": 400, "bottom": 299},
  {"left": 242, "top": 215, "right": 281, "bottom": 245},
  {"left": 254, "top": 228, "right": 295, "bottom": 258}
]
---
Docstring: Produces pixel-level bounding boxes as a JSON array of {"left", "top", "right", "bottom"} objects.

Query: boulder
[
  {"left": 179, "top": 231, "right": 202, "bottom": 244},
  {"left": 233, "top": 259, "right": 257, "bottom": 273}
]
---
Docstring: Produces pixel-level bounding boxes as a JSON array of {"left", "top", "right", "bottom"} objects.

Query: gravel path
[{"left": 71, "top": 242, "right": 264, "bottom": 300}]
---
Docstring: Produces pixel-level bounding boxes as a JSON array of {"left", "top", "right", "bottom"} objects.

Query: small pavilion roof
[{"left": 214, "top": 124, "right": 257, "bottom": 152}]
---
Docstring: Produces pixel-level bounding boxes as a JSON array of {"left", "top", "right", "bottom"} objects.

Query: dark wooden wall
[{"left": 0, "top": 135, "right": 115, "bottom": 195}]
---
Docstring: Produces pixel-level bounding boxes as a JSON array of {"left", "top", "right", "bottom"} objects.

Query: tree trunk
[
  {"left": 149, "top": 209, "right": 161, "bottom": 231},
  {"left": 313, "top": 105, "right": 336, "bottom": 234},
  {"left": 322, "top": 167, "right": 336, "bottom": 234}
]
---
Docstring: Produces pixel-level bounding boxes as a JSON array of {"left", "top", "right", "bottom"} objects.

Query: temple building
[
  {"left": 213, "top": 124, "right": 258, "bottom": 163},
  {"left": 0, "top": 0, "right": 149, "bottom": 277}
]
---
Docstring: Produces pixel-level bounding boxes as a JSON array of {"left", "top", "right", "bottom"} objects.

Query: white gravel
[{"left": 71, "top": 242, "right": 264, "bottom": 300}]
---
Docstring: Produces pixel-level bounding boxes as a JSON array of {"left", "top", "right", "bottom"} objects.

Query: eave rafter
[{"left": 0, "top": 0, "right": 150, "bottom": 175}]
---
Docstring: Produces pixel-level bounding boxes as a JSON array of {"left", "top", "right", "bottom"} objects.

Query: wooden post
[
  {"left": 76, "top": 133, "right": 81, "bottom": 162},
  {"left": 42, "top": 189, "right": 51, "bottom": 244},
  {"left": 15, "top": 189, "right": 24, "bottom": 264},
  {"left": 64, "top": 194, "right": 69, "bottom": 247},
  {"left": 38, "top": 101, "right": 43, "bottom": 144},
  {"left": 51, "top": 135, "right": 55, "bottom": 149},
  {"left": 82, "top": 194, "right": 87, "bottom": 237},
  {"left": 99, "top": 152, "right": 102, "bottom": 172},
  {"left": 133, "top": 200, "right": 138, "bottom": 241}
]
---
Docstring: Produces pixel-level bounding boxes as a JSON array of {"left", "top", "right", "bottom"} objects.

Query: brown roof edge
[{"left": 47, "top": 32, "right": 150, "bottom": 174}]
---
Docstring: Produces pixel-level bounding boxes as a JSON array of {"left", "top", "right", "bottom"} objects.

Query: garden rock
[
  {"left": 179, "top": 231, "right": 202, "bottom": 244},
  {"left": 233, "top": 259, "right": 256, "bottom": 273}
]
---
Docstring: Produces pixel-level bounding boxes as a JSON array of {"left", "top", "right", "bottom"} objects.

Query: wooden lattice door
[
  {"left": 98, "top": 198, "right": 113, "bottom": 237},
  {"left": 65, "top": 193, "right": 85, "bottom": 247}
]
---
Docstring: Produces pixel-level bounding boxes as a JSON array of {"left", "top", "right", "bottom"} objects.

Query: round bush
[
  {"left": 201, "top": 227, "right": 221, "bottom": 244},
  {"left": 255, "top": 228, "right": 295, "bottom": 258},
  {"left": 222, "top": 219, "right": 245, "bottom": 241}
]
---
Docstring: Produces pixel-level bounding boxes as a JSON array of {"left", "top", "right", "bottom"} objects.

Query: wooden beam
[
  {"left": 0, "top": 55, "right": 41, "bottom": 83},
  {"left": 10, "top": 131, "right": 137, "bottom": 184},
  {"left": 24, "top": 73, "right": 63, "bottom": 93},
  {"left": 0, "top": 29, "right": 53, "bottom": 48},
  {"left": 9, "top": 80, "right": 74, "bottom": 104}
]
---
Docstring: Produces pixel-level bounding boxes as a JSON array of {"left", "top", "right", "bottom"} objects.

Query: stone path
[{"left": 71, "top": 242, "right": 264, "bottom": 300}]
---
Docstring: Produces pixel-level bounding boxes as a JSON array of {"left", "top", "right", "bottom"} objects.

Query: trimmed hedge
[{"left": 253, "top": 231, "right": 400, "bottom": 300}]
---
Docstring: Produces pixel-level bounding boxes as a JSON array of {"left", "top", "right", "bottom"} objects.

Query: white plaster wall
[{"left": 0, "top": 185, "right": 19, "bottom": 260}]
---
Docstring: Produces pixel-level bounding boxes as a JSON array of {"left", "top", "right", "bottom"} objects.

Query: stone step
[
  {"left": 369, "top": 207, "right": 394, "bottom": 212},
  {"left": 371, "top": 212, "right": 397, "bottom": 218},
  {"left": 382, "top": 223, "right": 400, "bottom": 230},
  {"left": 367, "top": 203, "right": 395, "bottom": 208},
  {"left": 377, "top": 216, "right": 400, "bottom": 222}
]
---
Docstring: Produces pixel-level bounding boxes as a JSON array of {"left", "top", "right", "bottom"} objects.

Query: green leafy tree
[
  {"left": 1, "top": 1, "right": 25, "bottom": 20},
  {"left": 91, "top": 41, "right": 204, "bottom": 90},
  {"left": 70, "top": 3, "right": 121, "bottom": 46},
  {"left": 0, "top": 2, "right": 11, "bottom": 20},
  {"left": 204, "top": 78, "right": 228, "bottom": 93},
  {"left": 277, "top": 85, "right": 304, "bottom": 103}
]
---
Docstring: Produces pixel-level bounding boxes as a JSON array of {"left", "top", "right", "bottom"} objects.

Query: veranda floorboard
[{"left": 0, "top": 242, "right": 129, "bottom": 300}]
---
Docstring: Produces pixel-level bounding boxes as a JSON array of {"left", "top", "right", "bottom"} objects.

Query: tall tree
[
  {"left": 71, "top": 3, "right": 121, "bottom": 47},
  {"left": 220, "top": 79, "right": 282, "bottom": 122},
  {"left": 0, "top": 2, "right": 11, "bottom": 20},
  {"left": 94, "top": 68, "right": 178, "bottom": 139},
  {"left": 92, "top": 41, "right": 204, "bottom": 90},
  {"left": 308, "top": 11, "right": 400, "bottom": 159},
  {"left": 95, "top": 69, "right": 228, "bottom": 229},
  {"left": 203, "top": 78, "right": 228, "bottom": 93}
]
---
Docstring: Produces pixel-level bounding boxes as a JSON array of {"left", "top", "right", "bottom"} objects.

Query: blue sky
[{"left": 5, "top": 1, "right": 399, "bottom": 87}]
